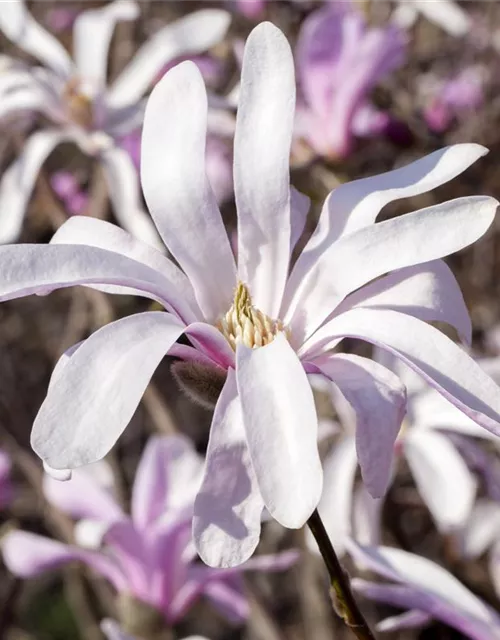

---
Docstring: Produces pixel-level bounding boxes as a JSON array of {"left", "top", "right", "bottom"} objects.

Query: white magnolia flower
[{"left": 0, "top": 0, "right": 230, "bottom": 245}]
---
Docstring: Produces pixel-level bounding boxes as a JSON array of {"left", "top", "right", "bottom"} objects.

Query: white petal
[
  {"left": 99, "top": 145, "right": 163, "bottom": 251},
  {"left": 292, "top": 144, "right": 487, "bottom": 287},
  {"left": 287, "top": 196, "right": 497, "bottom": 343},
  {"left": 236, "top": 334, "right": 322, "bottom": 528},
  {"left": 404, "top": 429, "right": 476, "bottom": 531},
  {"left": 235, "top": 22, "right": 295, "bottom": 317},
  {"left": 107, "top": 9, "right": 231, "bottom": 109},
  {"left": 463, "top": 500, "right": 500, "bottom": 558},
  {"left": 141, "top": 61, "right": 236, "bottom": 321},
  {"left": 50, "top": 216, "right": 200, "bottom": 323},
  {"left": 0, "top": 0, "right": 73, "bottom": 76},
  {"left": 307, "top": 436, "right": 358, "bottom": 556},
  {"left": 411, "top": 0, "right": 471, "bottom": 37},
  {"left": 377, "top": 610, "right": 432, "bottom": 633},
  {"left": 193, "top": 369, "right": 264, "bottom": 568},
  {"left": 31, "top": 312, "right": 185, "bottom": 470},
  {"left": 73, "top": 0, "right": 138, "bottom": 87},
  {"left": 302, "top": 309, "right": 500, "bottom": 439},
  {"left": 0, "top": 130, "right": 67, "bottom": 243}
]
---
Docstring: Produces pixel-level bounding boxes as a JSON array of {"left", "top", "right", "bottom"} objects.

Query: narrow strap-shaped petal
[
  {"left": 311, "top": 354, "right": 406, "bottom": 498},
  {"left": 291, "top": 144, "right": 487, "bottom": 287},
  {"left": 203, "top": 579, "right": 250, "bottom": 623},
  {"left": 73, "top": 0, "right": 138, "bottom": 87},
  {"left": 50, "top": 216, "right": 200, "bottom": 323},
  {"left": 463, "top": 500, "right": 500, "bottom": 559},
  {"left": 141, "top": 61, "right": 236, "bottom": 321},
  {"left": 0, "top": 0, "right": 73, "bottom": 77},
  {"left": 306, "top": 436, "right": 358, "bottom": 556},
  {"left": 301, "top": 309, "right": 500, "bottom": 438},
  {"left": 193, "top": 369, "right": 264, "bottom": 568},
  {"left": 334, "top": 260, "right": 472, "bottom": 345},
  {"left": 377, "top": 609, "right": 432, "bottom": 633},
  {"left": 107, "top": 9, "right": 231, "bottom": 109},
  {"left": 131, "top": 435, "right": 202, "bottom": 530},
  {"left": 0, "top": 243, "right": 192, "bottom": 321},
  {"left": 404, "top": 429, "right": 476, "bottom": 531},
  {"left": 410, "top": 0, "right": 471, "bottom": 37},
  {"left": 235, "top": 23, "right": 295, "bottom": 317},
  {"left": 0, "top": 129, "right": 68, "bottom": 244},
  {"left": 285, "top": 195, "right": 497, "bottom": 343},
  {"left": 31, "top": 312, "right": 185, "bottom": 471},
  {"left": 99, "top": 145, "right": 163, "bottom": 251},
  {"left": 236, "top": 334, "right": 322, "bottom": 528}
]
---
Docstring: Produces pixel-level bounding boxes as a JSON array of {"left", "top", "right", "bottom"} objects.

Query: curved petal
[
  {"left": 193, "top": 369, "right": 264, "bottom": 568},
  {"left": 141, "top": 61, "right": 236, "bottom": 321},
  {"left": 292, "top": 144, "right": 488, "bottom": 285},
  {"left": 0, "top": 0, "right": 73, "bottom": 77},
  {"left": 73, "top": 0, "right": 138, "bottom": 87},
  {"left": 107, "top": 10, "right": 231, "bottom": 109},
  {"left": 377, "top": 609, "right": 432, "bottom": 632},
  {"left": 31, "top": 311, "right": 185, "bottom": 470},
  {"left": 202, "top": 580, "right": 249, "bottom": 623},
  {"left": 99, "top": 145, "right": 163, "bottom": 251},
  {"left": 235, "top": 22, "right": 295, "bottom": 317},
  {"left": 236, "top": 334, "right": 322, "bottom": 528},
  {"left": 411, "top": 0, "right": 471, "bottom": 37},
  {"left": 312, "top": 354, "right": 405, "bottom": 497},
  {"left": 0, "top": 85, "right": 55, "bottom": 122},
  {"left": 352, "top": 484, "right": 382, "bottom": 547},
  {"left": 131, "top": 435, "right": 203, "bottom": 530},
  {"left": 0, "top": 130, "right": 67, "bottom": 244},
  {"left": 286, "top": 195, "right": 497, "bottom": 343},
  {"left": 301, "top": 309, "right": 500, "bottom": 438},
  {"left": 50, "top": 216, "right": 200, "bottom": 323},
  {"left": 0, "top": 243, "right": 192, "bottom": 320},
  {"left": 334, "top": 260, "right": 472, "bottom": 345},
  {"left": 306, "top": 436, "right": 358, "bottom": 556},
  {"left": 404, "top": 429, "right": 476, "bottom": 531},
  {"left": 463, "top": 500, "right": 500, "bottom": 559}
]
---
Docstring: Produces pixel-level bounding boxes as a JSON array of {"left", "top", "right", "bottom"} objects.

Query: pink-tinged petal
[
  {"left": 307, "top": 436, "right": 357, "bottom": 556},
  {"left": 2, "top": 531, "right": 77, "bottom": 577},
  {"left": 234, "top": 22, "right": 295, "bottom": 318},
  {"left": 302, "top": 309, "right": 500, "bottom": 439},
  {"left": 311, "top": 354, "right": 405, "bottom": 498},
  {"left": 240, "top": 549, "right": 299, "bottom": 572},
  {"left": 463, "top": 500, "right": 500, "bottom": 559},
  {"left": 0, "top": 243, "right": 192, "bottom": 320},
  {"left": 108, "top": 10, "right": 231, "bottom": 109},
  {"left": 288, "top": 196, "right": 497, "bottom": 343},
  {"left": 347, "top": 542, "right": 500, "bottom": 630},
  {"left": 334, "top": 260, "right": 472, "bottom": 345},
  {"left": 0, "top": 85, "right": 53, "bottom": 121},
  {"left": 73, "top": 0, "right": 138, "bottom": 87},
  {"left": 203, "top": 580, "right": 249, "bottom": 623},
  {"left": 377, "top": 609, "right": 432, "bottom": 632},
  {"left": 31, "top": 312, "right": 185, "bottom": 470},
  {"left": 290, "top": 144, "right": 488, "bottom": 290},
  {"left": 0, "top": 0, "right": 73, "bottom": 77},
  {"left": 141, "top": 61, "right": 236, "bottom": 321},
  {"left": 353, "top": 484, "right": 382, "bottom": 547},
  {"left": 101, "top": 620, "right": 136, "bottom": 640},
  {"left": 290, "top": 186, "right": 309, "bottom": 253},
  {"left": 193, "top": 369, "right": 264, "bottom": 568},
  {"left": 50, "top": 217, "right": 199, "bottom": 323},
  {"left": 99, "top": 146, "right": 163, "bottom": 252},
  {"left": 131, "top": 435, "right": 203, "bottom": 530},
  {"left": 236, "top": 334, "right": 322, "bottom": 528},
  {"left": 104, "top": 520, "right": 150, "bottom": 598},
  {"left": 0, "top": 130, "right": 67, "bottom": 243},
  {"left": 43, "top": 462, "right": 72, "bottom": 481},
  {"left": 184, "top": 322, "right": 235, "bottom": 370},
  {"left": 43, "top": 464, "right": 124, "bottom": 523},
  {"left": 404, "top": 429, "right": 476, "bottom": 531}
]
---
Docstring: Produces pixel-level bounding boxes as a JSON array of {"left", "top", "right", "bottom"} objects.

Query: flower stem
[{"left": 307, "top": 509, "right": 376, "bottom": 640}]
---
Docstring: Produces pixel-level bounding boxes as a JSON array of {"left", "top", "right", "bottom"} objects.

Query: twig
[{"left": 307, "top": 510, "right": 376, "bottom": 640}]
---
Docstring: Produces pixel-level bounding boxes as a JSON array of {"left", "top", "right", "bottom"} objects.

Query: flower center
[
  {"left": 63, "top": 78, "right": 94, "bottom": 129},
  {"left": 217, "top": 282, "right": 287, "bottom": 350}
]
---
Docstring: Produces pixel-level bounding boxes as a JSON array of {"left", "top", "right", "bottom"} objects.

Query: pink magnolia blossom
[
  {"left": 2, "top": 435, "right": 297, "bottom": 624},
  {"left": 1, "top": 22, "right": 500, "bottom": 569},
  {"left": 0, "top": 0, "right": 230, "bottom": 245},
  {"left": 294, "top": 4, "right": 407, "bottom": 159},
  {"left": 348, "top": 541, "right": 500, "bottom": 639}
]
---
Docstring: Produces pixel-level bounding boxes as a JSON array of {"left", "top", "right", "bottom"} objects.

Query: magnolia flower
[
  {"left": 347, "top": 541, "right": 500, "bottom": 639},
  {"left": 2, "top": 435, "right": 297, "bottom": 628},
  {"left": 313, "top": 356, "right": 500, "bottom": 554},
  {"left": 2, "top": 22, "right": 500, "bottom": 570},
  {"left": 392, "top": 0, "right": 471, "bottom": 37},
  {"left": 101, "top": 619, "right": 208, "bottom": 640},
  {"left": 294, "top": 4, "right": 406, "bottom": 160},
  {"left": 0, "top": 0, "right": 230, "bottom": 245}
]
